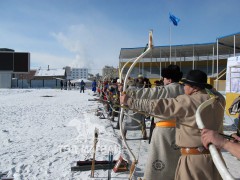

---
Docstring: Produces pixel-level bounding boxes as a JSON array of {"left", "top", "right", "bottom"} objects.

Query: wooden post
[
  {"left": 108, "top": 151, "right": 113, "bottom": 180},
  {"left": 91, "top": 128, "right": 99, "bottom": 178}
]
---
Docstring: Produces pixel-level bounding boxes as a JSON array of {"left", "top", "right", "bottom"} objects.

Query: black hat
[
  {"left": 181, "top": 70, "right": 212, "bottom": 89},
  {"left": 161, "top": 64, "right": 183, "bottom": 82}
]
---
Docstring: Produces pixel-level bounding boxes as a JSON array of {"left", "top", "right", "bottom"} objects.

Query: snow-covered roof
[{"left": 35, "top": 69, "right": 65, "bottom": 77}]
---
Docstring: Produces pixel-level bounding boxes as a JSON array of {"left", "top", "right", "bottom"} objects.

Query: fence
[{"left": 12, "top": 79, "right": 62, "bottom": 89}]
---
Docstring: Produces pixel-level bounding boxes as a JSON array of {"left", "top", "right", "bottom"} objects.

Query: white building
[{"left": 69, "top": 68, "right": 88, "bottom": 80}]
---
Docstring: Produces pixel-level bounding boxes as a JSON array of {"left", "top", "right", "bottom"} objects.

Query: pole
[
  {"left": 159, "top": 47, "right": 162, "bottom": 78},
  {"left": 175, "top": 47, "right": 177, "bottom": 65},
  {"left": 108, "top": 151, "right": 113, "bottom": 180},
  {"left": 22, "top": 76, "right": 23, "bottom": 89},
  {"left": 192, "top": 45, "right": 195, "bottom": 69},
  {"left": 169, "top": 24, "right": 172, "bottom": 63},
  {"left": 212, "top": 46, "right": 215, "bottom": 76},
  {"left": 91, "top": 128, "right": 99, "bottom": 178},
  {"left": 216, "top": 39, "right": 219, "bottom": 90},
  {"left": 234, "top": 35, "right": 236, "bottom": 57}
]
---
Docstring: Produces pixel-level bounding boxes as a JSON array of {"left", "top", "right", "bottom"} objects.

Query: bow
[
  {"left": 119, "top": 57, "right": 151, "bottom": 131},
  {"left": 119, "top": 57, "right": 136, "bottom": 83},
  {"left": 195, "top": 96, "right": 235, "bottom": 180},
  {"left": 119, "top": 30, "right": 153, "bottom": 179},
  {"left": 102, "top": 74, "right": 111, "bottom": 82}
]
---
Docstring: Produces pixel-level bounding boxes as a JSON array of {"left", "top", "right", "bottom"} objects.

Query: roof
[
  {"left": 0, "top": 48, "right": 14, "bottom": 52},
  {"left": 217, "top": 32, "right": 240, "bottom": 51},
  {"left": 35, "top": 69, "right": 65, "bottom": 77},
  {"left": 119, "top": 32, "right": 240, "bottom": 60}
]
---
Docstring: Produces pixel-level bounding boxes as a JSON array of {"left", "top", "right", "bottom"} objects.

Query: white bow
[
  {"left": 196, "top": 96, "right": 235, "bottom": 180},
  {"left": 119, "top": 30, "right": 153, "bottom": 180}
]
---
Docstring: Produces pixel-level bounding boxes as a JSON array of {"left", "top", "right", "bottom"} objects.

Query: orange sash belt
[
  {"left": 181, "top": 147, "right": 210, "bottom": 155},
  {"left": 155, "top": 120, "right": 176, "bottom": 127}
]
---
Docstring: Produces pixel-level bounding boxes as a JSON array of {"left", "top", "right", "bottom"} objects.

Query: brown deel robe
[{"left": 127, "top": 89, "right": 225, "bottom": 180}]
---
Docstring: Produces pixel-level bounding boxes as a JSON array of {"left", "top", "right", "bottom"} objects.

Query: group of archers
[{"left": 95, "top": 64, "right": 240, "bottom": 180}]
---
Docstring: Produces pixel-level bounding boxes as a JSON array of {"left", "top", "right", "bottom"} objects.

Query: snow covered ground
[{"left": 0, "top": 89, "right": 239, "bottom": 180}]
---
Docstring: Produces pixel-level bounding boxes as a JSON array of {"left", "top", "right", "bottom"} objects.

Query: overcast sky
[{"left": 1, "top": 0, "right": 240, "bottom": 75}]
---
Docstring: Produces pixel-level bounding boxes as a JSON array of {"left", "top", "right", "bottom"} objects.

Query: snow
[
  {"left": 0, "top": 89, "right": 239, "bottom": 180},
  {"left": 35, "top": 69, "right": 65, "bottom": 77}
]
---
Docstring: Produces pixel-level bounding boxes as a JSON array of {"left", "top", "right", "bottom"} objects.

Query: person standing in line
[
  {"left": 122, "top": 74, "right": 151, "bottom": 139},
  {"left": 140, "top": 65, "right": 184, "bottom": 180},
  {"left": 68, "top": 80, "right": 71, "bottom": 90},
  {"left": 135, "top": 74, "right": 145, "bottom": 88},
  {"left": 123, "top": 65, "right": 184, "bottom": 180},
  {"left": 121, "top": 69, "right": 226, "bottom": 180},
  {"left": 80, "top": 80, "right": 85, "bottom": 93},
  {"left": 60, "top": 80, "right": 63, "bottom": 90},
  {"left": 64, "top": 81, "right": 67, "bottom": 90},
  {"left": 92, "top": 79, "right": 97, "bottom": 93}
]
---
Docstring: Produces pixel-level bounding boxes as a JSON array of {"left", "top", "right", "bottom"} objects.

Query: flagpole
[
  {"left": 169, "top": 13, "right": 180, "bottom": 65},
  {"left": 169, "top": 22, "right": 172, "bottom": 64}
]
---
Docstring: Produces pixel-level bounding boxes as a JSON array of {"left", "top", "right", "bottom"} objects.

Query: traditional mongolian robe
[
  {"left": 140, "top": 83, "right": 184, "bottom": 180},
  {"left": 127, "top": 89, "right": 225, "bottom": 180}
]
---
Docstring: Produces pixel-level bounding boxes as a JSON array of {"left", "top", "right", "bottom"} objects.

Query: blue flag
[{"left": 169, "top": 13, "right": 180, "bottom": 26}]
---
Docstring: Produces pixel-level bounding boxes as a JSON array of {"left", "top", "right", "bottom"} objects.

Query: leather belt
[
  {"left": 155, "top": 120, "right": 176, "bottom": 127},
  {"left": 181, "top": 147, "right": 210, "bottom": 155}
]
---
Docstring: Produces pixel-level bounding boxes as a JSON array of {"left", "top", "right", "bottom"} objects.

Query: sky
[{"left": 1, "top": 0, "right": 240, "bottom": 75}]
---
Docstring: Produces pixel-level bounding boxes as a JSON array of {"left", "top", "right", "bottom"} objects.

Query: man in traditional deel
[
  {"left": 120, "top": 69, "right": 225, "bottom": 180},
  {"left": 138, "top": 64, "right": 184, "bottom": 180}
]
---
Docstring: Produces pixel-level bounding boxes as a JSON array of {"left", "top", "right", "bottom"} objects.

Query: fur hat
[
  {"left": 181, "top": 70, "right": 212, "bottom": 89},
  {"left": 161, "top": 64, "right": 183, "bottom": 82}
]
